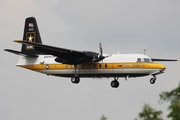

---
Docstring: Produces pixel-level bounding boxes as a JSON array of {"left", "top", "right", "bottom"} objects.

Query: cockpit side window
[
  {"left": 144, "top": 58, "right": 151, "bottom": 62},
  {"left": 137, "top": 58, "right": 151, "bottom": 62},
  {"left": 137, "top": 58, "right": 141, "bottom": 62}
]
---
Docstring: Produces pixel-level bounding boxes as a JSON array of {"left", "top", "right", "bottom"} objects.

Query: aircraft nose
[{"left": 159, "top": 64, "right": 166, "bottom": 70}]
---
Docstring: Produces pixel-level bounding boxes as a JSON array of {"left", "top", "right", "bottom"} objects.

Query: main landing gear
[
  {"left": 71, "top": 64, "right": 80, "bottom": 84},
  {"left": 111, "top": 77, "right": 119, "bottom": 88},
  {"left": 71, "top": 76, "right": 80, "bottom": 84}
]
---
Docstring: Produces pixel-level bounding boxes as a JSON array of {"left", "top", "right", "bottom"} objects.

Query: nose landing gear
[
  {"left": 149, "top": 71, "right": 164, "bottom": 84},
  {"left": 150, "top": 76, "right": 156, "bottom": 84}
]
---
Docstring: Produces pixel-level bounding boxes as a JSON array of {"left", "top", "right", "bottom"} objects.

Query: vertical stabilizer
[{"left": 21, "top": 17, "right": 43, "bottom": 55}]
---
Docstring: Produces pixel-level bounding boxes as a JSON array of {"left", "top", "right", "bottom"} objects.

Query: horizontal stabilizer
[{"left": 4, "top": 49, "right": 38, "bottom": 57}]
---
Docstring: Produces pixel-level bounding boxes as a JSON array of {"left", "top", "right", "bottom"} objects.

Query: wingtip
[
  {"left": 14, "top": 40, "right": 23, "bottom": 42},
  {"left": 4, "top": 49, "right": 8, "bottom": 51}
]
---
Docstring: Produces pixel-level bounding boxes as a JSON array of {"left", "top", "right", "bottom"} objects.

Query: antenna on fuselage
[{"left": 144, "top": 49, "right": 146, "bottom": 55}]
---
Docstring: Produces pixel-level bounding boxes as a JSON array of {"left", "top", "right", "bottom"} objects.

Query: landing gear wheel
[
  {"left": 71, "top": 77, "right": 80, "bottom": 84},
  {"left": 111, "top": 80, "right": 119, "bottom": 88},
  {"left": 150, "top": 78, "right": 156, "bottom": 84}
]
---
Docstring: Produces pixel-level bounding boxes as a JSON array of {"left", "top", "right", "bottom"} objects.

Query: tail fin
[{"left": 21, "top": 17, "right": 43, "bottom": 55}]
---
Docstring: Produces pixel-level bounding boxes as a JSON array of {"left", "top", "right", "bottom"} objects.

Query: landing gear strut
[
  {"left": 149, "top": 71, "right": 164, "bottom": 84},
  {"left": 71, "top": 64, "right": 80, "bottom": 84},
  {"left": 111, "top": 77, "right": 119, "bottom": 88}
]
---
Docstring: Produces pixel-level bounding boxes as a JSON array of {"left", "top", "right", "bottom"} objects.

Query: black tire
[
  {"left": 71, "top": 77, "right": 80, "bottom": 84},
  {"left": 150, "top": 78, "right": 155, "bottom": 84},
  {"left": 75, "top": 77, "right": 80, "bottom": 84},
  {"left": 111, "top": 80, "right": 119, "bottom": 88},
  {"left": 115, "top": 81, "right": 119, "bottom": 88},
  {"left": 111, "top": 81, "right": 115, "bottom": 87}
]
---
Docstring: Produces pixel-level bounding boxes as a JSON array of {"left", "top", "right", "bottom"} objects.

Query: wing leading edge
[{"left": 151, "top": 58, "right": 178, "bottom": 62}]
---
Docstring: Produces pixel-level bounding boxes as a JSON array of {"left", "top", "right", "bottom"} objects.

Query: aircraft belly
[
  {"left": 37, "top": 68, "right": 156, "bottom": 78},
  {"left": 37, "top": 69, "right": 113, "bottom": 75},
  {"left": 113, "top": 68, "right": 152, "bottom": 74}
]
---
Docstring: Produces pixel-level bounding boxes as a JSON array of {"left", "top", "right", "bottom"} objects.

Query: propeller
[
  {"left": 99, "top": 42, "right": 105, "bottom": 60},
  {"left": 92, "top": 42, "right": 111, "bottom": 62}
]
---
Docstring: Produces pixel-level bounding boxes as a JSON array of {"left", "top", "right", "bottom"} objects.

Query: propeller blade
[{"left": 99, "top": 42, "right": 103, "bottom": 56}]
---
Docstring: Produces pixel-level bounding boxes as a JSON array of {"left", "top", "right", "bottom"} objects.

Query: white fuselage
[{"left": 16, "top": 54, "right": 166, "bottom": 78}]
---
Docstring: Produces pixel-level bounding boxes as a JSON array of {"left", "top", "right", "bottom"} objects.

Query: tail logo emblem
[
  {"left": 26, "top": 32, "right": 36, "bottom": 50},
  {"left": 28, "top": 34, "right": 33, "bottom": 42}
]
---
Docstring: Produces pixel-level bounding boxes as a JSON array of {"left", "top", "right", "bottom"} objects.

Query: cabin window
[
  {"left": 87, "top": 64, "right": 89, "bottom": 68},
  {"left": 99, "top": 64, "right": 101, "bottom": 68},
  {"left": 88, "top": 64, "right": 91, "bottom": 68},
  {"left": 105, "top": 64, "right": 107, "bottom": 68}
]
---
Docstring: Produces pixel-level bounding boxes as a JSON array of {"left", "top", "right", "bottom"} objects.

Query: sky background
[{"left": 1, "top": 0, "right": 180, "bottom": 120}]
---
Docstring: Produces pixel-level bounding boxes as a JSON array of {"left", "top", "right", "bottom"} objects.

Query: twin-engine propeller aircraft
[{"left": 4, "top": 17, "right": 178, "bottom": 88}]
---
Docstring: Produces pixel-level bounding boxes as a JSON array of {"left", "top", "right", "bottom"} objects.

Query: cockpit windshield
[
  {"left": 137, "top": 58, "right": 151, "bottom": 62},
  {"left": 144, "top": 58, "right": 151, "bottom": 62}
]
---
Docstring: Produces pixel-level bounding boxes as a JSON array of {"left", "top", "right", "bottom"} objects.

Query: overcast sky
[{"left": 1, "top": 0, "right": 180, "bottom": 120}]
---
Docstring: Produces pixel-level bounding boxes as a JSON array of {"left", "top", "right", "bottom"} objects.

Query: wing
[
  {"left": 151, "top": 58, "right": 178, "bottom": 62},
  {"left": 4, "top": 49, "right": 38, "bottom": 57},
  {"left": 14, "top": 40, "right": 103, "bottom": 64}
]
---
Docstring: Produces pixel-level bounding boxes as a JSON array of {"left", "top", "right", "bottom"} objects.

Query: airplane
[{"left": 4, "top": 17, "right": 179, "bottom": 88}]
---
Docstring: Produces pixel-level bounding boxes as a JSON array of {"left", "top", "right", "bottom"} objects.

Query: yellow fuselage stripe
[{"left": 17, "top": 62, "right": 166, "bottom": 70}]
